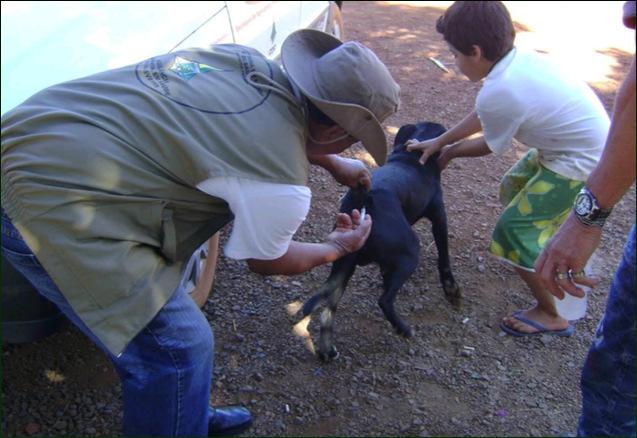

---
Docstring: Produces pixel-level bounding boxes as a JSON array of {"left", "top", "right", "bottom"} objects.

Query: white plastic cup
[
  {"left": 553, "top": 288, "right": 588, "bottom": 320},
  {"left": 552, "top": 263, "right": 593, "bottom": 321}
]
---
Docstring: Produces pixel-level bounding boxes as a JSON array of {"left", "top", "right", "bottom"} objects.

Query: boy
[{"left": 407, "top": 1, "right": 610, "bottom": 336}]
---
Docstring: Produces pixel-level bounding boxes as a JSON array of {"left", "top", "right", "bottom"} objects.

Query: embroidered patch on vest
[
  {"left": 168, "top": 56, "right": 229, "bottom": 81},
  {"left": 135, "top": 47, "right": 273, "bottom": 114}
]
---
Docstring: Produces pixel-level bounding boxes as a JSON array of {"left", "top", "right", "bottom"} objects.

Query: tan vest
[{"left": 1, "top": 44, "right": 309, "bottom": 355}]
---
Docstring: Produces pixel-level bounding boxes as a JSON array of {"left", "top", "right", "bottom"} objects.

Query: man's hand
[
  {"left": 329, "top": 157, "right": 372, "bottom": 190},
  {"left": 535, "top": 213, "right": 601, "bottom": 299},
  {"left": 406, "top": 136, "right": 444, "bottom": 165},
  {"left": 307, "top": 154, "right": 372, "bottom": 190},
  {"left": 325, "top": 209, "right": 372, "bottom": 257}
]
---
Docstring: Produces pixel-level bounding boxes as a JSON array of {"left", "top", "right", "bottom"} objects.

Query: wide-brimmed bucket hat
[{"left": 281, "top": 29, "right": 400, "bottom": 166}]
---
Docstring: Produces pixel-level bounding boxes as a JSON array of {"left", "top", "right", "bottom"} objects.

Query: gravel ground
[{"left": 2, "top": 2, "right": 635, "bottom": 437}]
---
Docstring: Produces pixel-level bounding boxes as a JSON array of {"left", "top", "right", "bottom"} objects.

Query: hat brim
[{"left": 281, "top": 29, "right": 388, "bottom": 166}]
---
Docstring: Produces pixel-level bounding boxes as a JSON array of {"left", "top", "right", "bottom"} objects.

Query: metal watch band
[
  {"left": 574, "top": 211, "right": 608, "bottom": 228},
  {"left": 574, "top": 186, "right": 613, "bottom": 228}
]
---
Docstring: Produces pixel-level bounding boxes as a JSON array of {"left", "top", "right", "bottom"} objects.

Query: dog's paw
[
  {"left": 443, "top": 281, "right": 462, "bottom": 309},
  {"left": 317, "top": 346, "right": 339, "bottom": 362},
  {"left": 395, "top": 324, "right": 414, "bottom": 338}
]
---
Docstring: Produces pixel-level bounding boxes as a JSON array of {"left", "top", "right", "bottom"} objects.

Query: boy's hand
[
  {"left": 325, "top": 209, "right": 372, "bottom": 257},
  {"left": 405, "top": 137, "right": 443, "bottom": 165}
]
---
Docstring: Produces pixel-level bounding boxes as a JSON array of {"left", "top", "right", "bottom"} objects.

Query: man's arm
[
  {"left": 586, "top": 57, "right": 636, "bottom": 210},
  {"left": 247, "top": 241, "right": 343, "bottom": 275},
  {"left": 247, "top": 210, "right": 371, "bottom": 275},
  {"left": 535, "top": 56, "right": 636, "bottom": 298}
]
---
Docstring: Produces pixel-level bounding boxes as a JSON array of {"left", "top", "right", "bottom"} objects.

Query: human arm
[
  {"left": 247, "top": 209, "right": 371, "bottom": 275},
  {"left": 406, "top": 110, "right": 482, "bottom": 164},
  {"left": 535, "top": 55, "right": 636, "bottom": 298},
  {"left": 197, "top": 177, "right": 372, "bottom": 276},
  {"left": 308, "top": 153, "right": 372, "bottom": 190},
  {"left": 437, "top": 135, "right": 492, "bottom": 170}
]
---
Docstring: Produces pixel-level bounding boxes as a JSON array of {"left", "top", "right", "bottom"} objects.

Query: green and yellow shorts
[{"left": 489, "top": 149, "right": 584, "bottom": 271}]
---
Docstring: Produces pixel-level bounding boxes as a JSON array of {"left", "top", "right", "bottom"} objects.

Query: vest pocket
[{"left": 160, "top": 207, "right": 178, "bottom": 262}]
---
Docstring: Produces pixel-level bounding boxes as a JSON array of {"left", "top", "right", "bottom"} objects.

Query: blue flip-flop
[{"left": 500, "top": 310, "right": 574, "bottom": 337}]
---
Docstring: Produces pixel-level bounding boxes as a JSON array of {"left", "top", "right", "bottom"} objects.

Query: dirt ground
[{"left": 2, "top": 2, "right": 635, "bottom": 437}]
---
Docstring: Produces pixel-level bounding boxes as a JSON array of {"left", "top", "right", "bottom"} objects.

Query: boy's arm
[
  {"left": 438, "top": 110, "right": 483, "bottom": 145},
  {"left": 407, "top": 110, "right": 482, "bottom": 164},
  {"left": 438, "top": 136, "right": 492, "bottom": 169}
]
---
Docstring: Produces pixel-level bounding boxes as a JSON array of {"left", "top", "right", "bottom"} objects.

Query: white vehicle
[{"left": 1, "top": 1, "right": 344, "bottom": 115}]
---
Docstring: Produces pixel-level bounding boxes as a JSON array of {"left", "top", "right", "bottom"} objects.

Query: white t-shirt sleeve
[
  {"left": 197, "top": 176, "right": 311, "bottom": 260},
  {"left": 476, "top": 87, "right": 526, "bottom": 155}
]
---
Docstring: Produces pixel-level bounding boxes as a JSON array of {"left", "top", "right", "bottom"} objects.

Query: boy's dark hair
[
  {"left": 436, "top": 1, "right": 515, "bottom": 62},
  {"left": 306, "top": 98, "right": 336, "bottom": 126}
]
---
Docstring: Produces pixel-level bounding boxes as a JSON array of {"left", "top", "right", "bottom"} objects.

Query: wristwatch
[{"left": 573, "top": 186, "right": 612, "bottom": 228}]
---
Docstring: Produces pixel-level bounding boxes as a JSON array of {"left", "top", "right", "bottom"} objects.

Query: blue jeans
[
  {"left": 1, "top": 210, "right": 214, "bottom": 436},
  {"left": 578, "top": 225, "right": 636, "bottom": 437}
]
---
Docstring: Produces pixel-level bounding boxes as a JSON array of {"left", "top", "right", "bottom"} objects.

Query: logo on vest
[
  {"left": 135, "top": 48, "right": 273, "bottom": 114},
  {"left": 168, "top": 56, "right": 229, "bottom": 81}
]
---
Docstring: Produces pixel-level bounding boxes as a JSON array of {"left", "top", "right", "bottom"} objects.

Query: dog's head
[{"left": 390, "top": 122, "right": 447, "bottom": 166}]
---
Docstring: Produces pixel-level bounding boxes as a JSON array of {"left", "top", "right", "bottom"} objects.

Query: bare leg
[
  {"left": 189, "top": 233, "right": 220, "bottom": 308},
  {"left": 501, "top": 267, "right": 570, "bottom": 333}
]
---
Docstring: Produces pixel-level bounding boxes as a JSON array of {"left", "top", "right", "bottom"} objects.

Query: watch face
[{"left": 575, "top": 193, "right": 593, "bottom": 216}]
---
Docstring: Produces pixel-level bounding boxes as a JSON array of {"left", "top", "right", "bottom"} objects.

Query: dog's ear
[{"left": 393, "top": 124, "right": 417, "bottom": 151}]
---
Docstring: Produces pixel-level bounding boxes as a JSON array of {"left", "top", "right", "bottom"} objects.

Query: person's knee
[{"left": 186, "top": 316, "right": 214, "bottom": 363}]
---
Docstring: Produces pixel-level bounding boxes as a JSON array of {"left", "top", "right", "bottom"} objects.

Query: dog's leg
[
  {"left": 302, "top": 254, "right": 355, "bottom": 316},
  {"left": 425, "top": 195, "right": 461, "bottom": 308},
  {"left": 317, "top": 259, "right": 357, "bottom": 361},
  {"left": 379, "top": 255, "right": 418, "bottom": 338},
  {"left": 303, "top": 254, "right": 357, "bottom": 361}
]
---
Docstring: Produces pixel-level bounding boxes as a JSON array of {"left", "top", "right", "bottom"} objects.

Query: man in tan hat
[{"left": 1, "top": 29, "right": 399, "bottom": 436}]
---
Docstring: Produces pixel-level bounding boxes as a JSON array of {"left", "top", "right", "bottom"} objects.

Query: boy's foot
[{"left": 500, "top": 309, "right": 573, "bottom": 337}]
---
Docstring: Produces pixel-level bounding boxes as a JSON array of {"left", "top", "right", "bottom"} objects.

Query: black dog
[{"left": 300, "top": 122, "right": 461, "bottom": 361}]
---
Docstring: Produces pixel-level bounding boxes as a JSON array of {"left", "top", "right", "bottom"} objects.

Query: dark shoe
[{"left": 208, "top": 406, "right": 253, "bottom": 437}]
